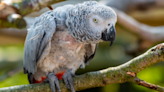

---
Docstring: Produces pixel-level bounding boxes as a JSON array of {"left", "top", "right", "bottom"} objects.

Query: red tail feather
[{"left": 34, "top": 71, "right": 65, "bottom": 83}]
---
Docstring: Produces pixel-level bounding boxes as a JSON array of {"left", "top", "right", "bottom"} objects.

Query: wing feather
[
  {"left": 24, "top": 11, "right": 56, "bottom": 74},
  {"left": 84, "top": 44, "right": 98, "bottom": 65}
]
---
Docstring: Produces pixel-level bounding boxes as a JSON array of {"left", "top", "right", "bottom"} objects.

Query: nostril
[{"left": 108, "top": 24, "right": 110, "bottom": 26}]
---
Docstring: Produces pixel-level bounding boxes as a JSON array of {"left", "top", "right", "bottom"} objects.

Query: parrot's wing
[
  {"left": 24, "top": 11, "right": 56, "bottom": 74},
  {"left": 84, "top": 44, "right": 98, "bottom": 65}
]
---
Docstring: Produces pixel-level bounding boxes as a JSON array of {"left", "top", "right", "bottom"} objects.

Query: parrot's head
[{"left": 66, "top": 1, "right": 117, "bottom": 46}]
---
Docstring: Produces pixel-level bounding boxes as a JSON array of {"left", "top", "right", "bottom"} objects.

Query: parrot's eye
[{"left": 93, "top": 18, "right": 98, "bottom": 23}]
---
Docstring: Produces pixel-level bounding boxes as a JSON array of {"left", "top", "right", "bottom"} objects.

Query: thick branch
[{"left": 0, "top": 43, "right": 164, "bottom": 92}]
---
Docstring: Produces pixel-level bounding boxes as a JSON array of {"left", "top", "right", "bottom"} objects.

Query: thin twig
[
  {"left": 127, "top": 71, "right": 164, "bottom": 92},
  {"left": 131, "top": 77, "right": 164, "bottom": 92}
]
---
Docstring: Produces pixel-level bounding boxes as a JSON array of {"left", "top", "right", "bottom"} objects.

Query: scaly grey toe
[
  {"left": 62, "top": 70, "right": 75, "bottom": 92},
  {"left": 47, "top": 73, "right": 61, "bottom": 92}
]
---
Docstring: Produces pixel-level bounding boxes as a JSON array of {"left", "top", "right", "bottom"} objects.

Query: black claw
[
  {"left": 43, "top": 78, "right": 48, "bottom": 83},
  {"left": 63, "top": 76, "right": 70, "bottom": 90},
  {"left": 47, "top": 73, "right": 61, "bottom": 92},
  {"left": 71, "top": 74, "right": 76, "bottom": 77},
  {"left": 62, "top": 70, "right": 75, "bottom": 92},
  {"left": 54, "top": 79, "right": 61, "bottom": 92},
  {"left": 68, "top": 77, "right": 75, "bottom": 92}
]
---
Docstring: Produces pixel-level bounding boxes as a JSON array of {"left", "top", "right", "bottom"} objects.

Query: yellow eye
[{"left": 93, "top": 18, "right": 97, "bottom": 23}]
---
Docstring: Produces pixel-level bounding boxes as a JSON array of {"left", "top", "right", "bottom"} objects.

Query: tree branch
[
  {"left": 113, "top": 8, "right": 164, "bottom": 43},
  {"left": 99, "top": 1, "right": 164, "bottom": 43},
  {"left": 0, "top": 0, "right": 66, "bottom": 28},
  {"left": 127, "top": 71, "right": 164, "bottom": 91},
  {"left": 130, "top": 77, "right": 164, "bottom": 91},
  {"left": 1, "top": 1, "right": 164, "bottom": 42},
  {"left": 100, "top": 0, "right": 164, "bottom": 12},
  {"left": 0, "top": 2, "right": 26, "bottom": 28},
  {"left": 0, "top": 28, "right": 27, "bottom": 39},
  {"left": 0, "top": 43, "right": 164, "bottom": 92},
  {"left": 4, "top": 0, "right": 66, "bottom": 16}
]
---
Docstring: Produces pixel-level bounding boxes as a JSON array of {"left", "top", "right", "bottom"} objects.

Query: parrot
[{"left": 23, "top": 1, "right": 117, "bottom": 92}]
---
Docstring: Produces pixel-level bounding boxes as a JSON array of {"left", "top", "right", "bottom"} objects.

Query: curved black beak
[{"left": 101, "top": 26, "right": 116, "bottom": 46}]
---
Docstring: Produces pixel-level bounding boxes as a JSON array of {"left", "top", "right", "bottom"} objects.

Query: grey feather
[
  {"left": 24, "top": 11, "right": 56, "bottom": 74},
  {"left": 52, "top": 5, "right": 73, "bottom": 30},
  {"left": 66, "top": 1, "right": 116, "bottom": 43},
  {"left": 84, "top": 44, "right": 98, "bottom": 65},
  {"left": 24, "top": 5, "right": 74, "bottom": 74}
]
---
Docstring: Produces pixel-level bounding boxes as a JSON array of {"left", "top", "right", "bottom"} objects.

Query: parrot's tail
[
  {"left": 33, "top": 71, "right": 66, "bottom": 83},
  {"left": 34, "top": 76, "right": 47, "bottom": 83}
]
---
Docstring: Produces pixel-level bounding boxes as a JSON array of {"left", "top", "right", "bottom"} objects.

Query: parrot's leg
[
  {"left": 62, "top": 69, "right": 75, "bottom": 92},
  {"left": 44, "top": 73, "right": 61, "bottom": 92}
]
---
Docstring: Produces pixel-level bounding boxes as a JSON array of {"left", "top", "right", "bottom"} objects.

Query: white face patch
[
  {"left": 89, "top": 15, "right": 117, "bottom": 35},
  {"left": 66, "top": 1, "right": 117, "bottom": 43},
  {"left": 89, "top": 15, "right": 105, "bottom": 33}
]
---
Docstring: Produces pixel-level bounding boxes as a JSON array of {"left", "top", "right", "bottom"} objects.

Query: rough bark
[{"left": 0, "top": 43, "right": 164, "bottom": 92}]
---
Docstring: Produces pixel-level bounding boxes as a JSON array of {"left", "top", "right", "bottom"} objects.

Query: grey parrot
[{"left": 24, "top": 1, "right": 117, "bottom": 92}]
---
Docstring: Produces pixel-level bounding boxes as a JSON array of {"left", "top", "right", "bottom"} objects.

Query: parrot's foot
[
  {"left": 62, "top": 70, "right": 75, "bottom": 92},
  {"left": 44, "top": 73, "right": 61, "bottom": 92}
]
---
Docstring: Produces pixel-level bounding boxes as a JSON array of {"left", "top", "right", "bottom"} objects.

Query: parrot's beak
[{"left": 101, "top": 26, "right": 116, "bottom": 46}]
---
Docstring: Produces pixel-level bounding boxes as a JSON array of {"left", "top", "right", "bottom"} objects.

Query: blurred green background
[{"left": 0, "top": 0, "right": 164, "bottom": 92}]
